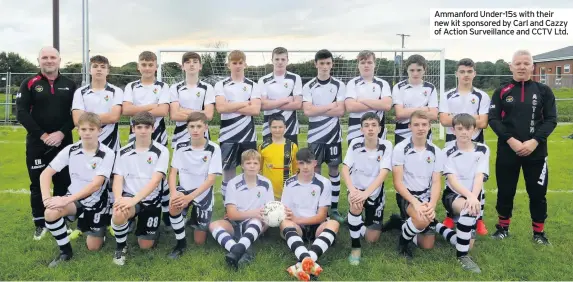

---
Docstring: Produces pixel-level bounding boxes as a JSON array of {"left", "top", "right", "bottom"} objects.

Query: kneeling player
[
  {"left": 280, "top": 148, "right": 340, "bottom": 281},
  {"left": 110, "top": 112, "right": 170, "bottom": 266},
  {"left": 434, "top": 113, "right": 489, "bottom": 273},
  {"left": 167, "top": 112, "right": 222, "bottom": 259},
  {"left": 209, "top": 150, "right": 273, "bottom": 270},
  {"left": 41, "top": 113, "right": 115, "bottom": 267},
  {"left": 392, "top": 110, "right": 444, "bottom": 259},
  {"left": 341, "top": 112, "right": 392, "bottom": 265}
]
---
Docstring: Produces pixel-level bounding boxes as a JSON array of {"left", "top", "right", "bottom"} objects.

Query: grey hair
[
  {"left": 38, "top": 46, "right": 61, "bottom": 59},
  {"left": 512, "top": 50, "right": 532, "bottom": 63}
]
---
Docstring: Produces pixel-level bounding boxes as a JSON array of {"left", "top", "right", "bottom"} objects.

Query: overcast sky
[{"left": 1, "top": 0, "right": 571, "bottom": 67}]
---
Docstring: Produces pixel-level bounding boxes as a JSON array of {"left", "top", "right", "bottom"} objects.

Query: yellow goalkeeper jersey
[{"left": 258, "top": 138, "right": 298, "bottom": 199}]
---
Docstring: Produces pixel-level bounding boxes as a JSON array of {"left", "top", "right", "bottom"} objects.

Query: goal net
[{"left": 156, "top": 48, "right": 446, "bottom": 140}]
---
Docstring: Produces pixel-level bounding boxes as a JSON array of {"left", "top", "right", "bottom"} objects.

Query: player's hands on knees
[
  {"left": 169, "top": 192, "right": 184, "bottom": 209},
  {"left": 350, "top": 190, "right": 368, "bottom": 204},
  {"left": 350, "top": 201, "right": 363, "bottom": 212},
  {"left": 257, "top": 207, "right": 265, "bottom": 220},
  {"left": 464, "top": 196, "right": 481, "bottom": 217},
  {"left": 172, "top": 194, "right": 191, "bottom": 209},
  {"left": 412, "top": 200, "right": 426, "bottom": 220},
  {"left": 284, "top": 206, "right": 294, "bottom": 221}
]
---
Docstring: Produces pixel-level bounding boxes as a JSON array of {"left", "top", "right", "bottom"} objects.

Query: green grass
[{"left": 1, "top": 124, "right": 573, "bottom": 280}]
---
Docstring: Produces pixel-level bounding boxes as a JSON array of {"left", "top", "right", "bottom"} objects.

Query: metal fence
[{"left": 1, "top": 72, "right": 572, "bottom": 124}]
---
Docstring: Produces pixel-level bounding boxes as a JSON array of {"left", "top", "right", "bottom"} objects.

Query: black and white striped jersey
[
  {"left": 440, "top": 87, "right": 490, "bottom": 145},
  {"left": 169, "top": 80, "right": 216, "bottom": 148},
  {"left": 345, "top": 76, "right": 392, "bottom": 141},
  {"left": 214, "top": 77, "right": 261, "bottom": 143},
  {"left": 443, "top": 142, "right": 490, "bottom": 194},
  {"left": 258, "top": 71, "right": 303, "bottom": 137},
  {"left": 302, "top": 77, "right": 346, "bottom": 144},
  {"left": 123, "top": 80, "right": 170, "bottom": 146},
  {"left": 48, "top": 141, "right": 115, "bottom": 209},
  {"left": 392, "top": 80, "right": 439, "bottom": 141},
  {"left": 72, "top": 83, "right": 124, "bottom": 151}
]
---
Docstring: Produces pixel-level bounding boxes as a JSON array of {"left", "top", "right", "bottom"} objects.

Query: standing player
[
  {"left": 344, "top": 50, "right": 392, "bottom": 143},
  {"left": 215, "top": 50, "right": 261, "bottom": 201},
  {"left": 110, "top": 112, "right": 170, "bottom": 266},
  {"left": 258, "top": 113, "right": 298, "bottom": 200},
  {"left": 392, "top": 110, "right": 444, "bottom": 259},
  {"left": 72, "top": 55, "right": 123, "bottom": 151},
  {"left": 16, "top": 46, "right": 77, "bottom": 239},
  {"left": 167, "top": 112, "right": 222, "bottom": 259},
  {"left": 302, "top": 49, "right": 346, "bottom": 223},
  {"left": 439, "top": 58, "right": 490, "bottom": 235},
  {"left": 342, "top": 112, "right": 392, "bottom": 265},
  {"left": 40, "top": 113, "right": 115, "bottom": 267},
  {"left": 209, "top": 150, "right": 273, "bottom": 270},
  {"left": 435, "top": 113, "right": 489, "bottom": 273},
  {"left": 122, "top": 51, "right": 171, "bottom": 228},
  {"left": 488, "top": 50, "right": 557, "bottom": 245},
  {"left": 259, "top": 47, "right": 303, "bottom": 144},
  {"left": 392, "top": 54, "right": 439, "bottom": 145},
  {"left": 281, "top": 148, "right": 340, "bottom": 280},
  {"left": 170, "top": 51, "right": 216, "bottom": 147}
]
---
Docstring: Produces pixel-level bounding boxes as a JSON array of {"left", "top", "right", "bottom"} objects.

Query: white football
[{"left": 262, "top": 201, "right": 286, "bottom": 227}]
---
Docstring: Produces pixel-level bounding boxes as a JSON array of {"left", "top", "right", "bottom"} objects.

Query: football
[{"left": 262, "top": 201, "right": 286, "bottom": 227}]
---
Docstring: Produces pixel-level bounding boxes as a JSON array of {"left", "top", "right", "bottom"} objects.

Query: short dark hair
[
  {"left": 405, "top": 54, "right": 427, "bottom": 71},
  {"left": 132, "top": 111, "right": 154, "bottom": 127},
  {"left": 182, "top": 52, "right": 202, "bottom": 65},
  {"left": 268, "top": 113, "right": 286, "bottom": 126},
  {"left": 138, "top": 51, "right": 157, "bottom": 62},
  {"left": 360, "top": 112, "right": 381, "bottom": 127},
  {"left": 90, "top": 55, "right": 110, "bottom": 67},
  {"left": 357, "top": 50, "right": 375, "bottom": 61},
  {"left": 314, "top": 49, "right": 333, "bottom": 62},
  {"left": 272, "top": 47, "right": 288, "bottom": 59},
  {"left": 186, "top": 112, "right": 208, "bottom": 125},
  {"left": 452, "top": 113, "right": 476, "bottom": 129},
  {"left": 296, "top": 148, "right": 315, "bottom": 163},
  {"left": 457, "top": 58, "right": 475, "bottom": 68}
]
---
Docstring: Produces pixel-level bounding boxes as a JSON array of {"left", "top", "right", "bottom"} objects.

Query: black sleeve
[
  {"left": 488, "top": 87, "right": 512, "bottom": 142},
  {"left": 533, "top": 85, "right": 557, "bottom": 143},
  {"left": 16, "top": 79, "right": 44, "bottom": 139},
  {"left": 58, "top": 80, "right": 78, "bottom": 133}
]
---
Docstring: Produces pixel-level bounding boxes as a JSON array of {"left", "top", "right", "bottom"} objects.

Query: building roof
[{"left": 533, "top": 46, "right": 573, "bottom": 62}]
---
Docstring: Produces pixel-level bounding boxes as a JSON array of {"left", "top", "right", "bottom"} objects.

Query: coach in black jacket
[
  {"left": 16, "top": 47, "right": 77, "bottom": 240},
  {"left": 488, "top": 50, "right": 557, "bottom": 245}
]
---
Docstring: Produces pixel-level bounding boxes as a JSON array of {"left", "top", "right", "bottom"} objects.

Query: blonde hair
[
  {"left": 78, "top": 112, "right": 102, "bottom": 128},
  {"left": 241, "top": 149, "right": 261, "bottom": 165},
  {"left": 410, "top": 109, "right": 430, "bottom": 121},
  {"left": 357, "top": 50, "right": 375, "bottom": 61},
  {"left": 228, "top": 50, "right": 246, "bottom": 62}
]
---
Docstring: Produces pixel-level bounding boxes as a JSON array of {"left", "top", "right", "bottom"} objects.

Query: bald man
[
  {"left": 488, "top": 50, "right": 557, "bottom": 245},
  {"left": 16, "top": 47, "right": 78, "bottom": 240}
]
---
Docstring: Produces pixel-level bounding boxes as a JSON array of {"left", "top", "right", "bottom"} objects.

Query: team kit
[{"left": 31, "top": 47, "right": 557, "bottom": 279}]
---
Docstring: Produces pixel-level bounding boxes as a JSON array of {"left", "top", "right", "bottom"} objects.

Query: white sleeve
[
  {"left": 158, "top": 83, "right": 170, "bottom": 104},
  {"left": 96, "top": 150, "right": 115, "bottom": 179},
  {"left": 293, "top": 74, "right": 303, "bottom": 97},
  {"left": 433, "top": 147, "right": 445, "bottom": 173},
  {"left": 336, "top": 81, "right": 346, "bottom": 102},
  {"left": 476, "top": 147, "right": 490, "bottom": 177},
  {"left": 169, "top": 84, "right": 179, "bottom": 103},
  {"left": 171, "top": 149, "right": 182, "bottom": 169},
  {"left": 205, "top": 84, "right": 216, "bottom": 105},
  {"left": 49, "top": 145, "right": 71, "bottom": 172},
  {"left": 250, "top": 81, "right": 262, "bottom": 100},
  {"left": 428, "top": 86, "right": 439, "bottom": 108},
  {"left": 113, "top": 153, "right": 123, "bottom": 176},
  {"left": 392, "top": 144, "right": 405, "bottom": 167},
  {"left": 345, "top": 80, "right": 357, "bottom": 100},
  {"left": 442, "top": 149, "right": 456, "bottom": 176},
  {"left": 439, "top": 91, "right": 450, "bottom": 113},
  {"left": 381, "top": 80, "right": 392, "bottom": 98},
  {"left": 479, "top": 93, "right": 491, "bottom": 115},
  {"left": 71, "top": 88, "right": 85, "bottom": 111},
  {"left": 342, "top": 145, "right": 354, "bottom": 168},
  {"left": 258, "top": 77, "right": 267, "bottom": 98},
  {"left": 302, "top": 82, "right": 312, "bottom": 103},
  {"left": 318, "top": 179, "right": 332, "bottom": 207},
  {"left": 112, "top": 88, "right": 124, "bottom": 106},
  {"left": 380, "top": 141, "right": 393, "bottom": 171},
  {"left": 209, "top": 146, "right": 223, "bottom": 175},
  {"left": 123, "top": 83, "right": 133, "bottom": 103},
  {"left": 214, "top": 81, "right": 225, "bottom": 98},
  {"left": 392, "top": 84, "right": 403, "bottom": 105},
  {"left": 265, "top": 182, "right": 275, "bottom": 204},
  {"left": 224, "top": 178, "right": 237, "bottom": 206},
  {"left": 155, "top": 148, "right": 169, "bottom": 175}
]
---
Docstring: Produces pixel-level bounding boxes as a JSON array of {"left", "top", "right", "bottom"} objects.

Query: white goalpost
[{"left": 156, "top": 48, "right": 446, "bottom": 140}]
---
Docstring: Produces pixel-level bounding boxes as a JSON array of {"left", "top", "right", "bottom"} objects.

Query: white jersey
[
  {"left": 72, "top": 83, "right": 124, "bottom": 151},
  {"left": 123, "top": 80, "right": 170, "bottom": 146},
  {"left": 345, "top": 76, "right": 392, "bottom": 141},
  {"left": 215, "top": 77, "right": 261, "bottom": 143},
  {"left": 49, "top": 141, "right": 115, "bottom": 209},
  {"left": 225, "top": 174, "right": 274, "bottom": 212},
  {"left": 281, "top": 173, "right": 331, "bottom": 219},
  {"left": 258, "top": 71, "right": 303, "bottom": 137},
  {"left": 113, "top": 141, "right": 169, "bottom": 206},
  {"left": 443, "top": 142, "right": 490, "bottom": 194},
  {"left": 170, "top": 80, "right": 216, "bottom": 148},
  {"left": 392, "top": 80, "right": 438, "bottom": 140},
  {"left": 343, "top": 137, "right": 393, "bottom": 199},
  {"left": 392, "top": 138, "right": 444, "bottom": 201},
  {"left": 171, "top": 140, "right": 222, "bottom": 203},
  {"left": 440, "top": 87, "right": 491, "bottom": 144},
  {"left": 302, "top": 77, "right": 346, "bottom": 144}
]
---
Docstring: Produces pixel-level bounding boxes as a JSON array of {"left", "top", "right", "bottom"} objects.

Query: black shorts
[
  {"left": 442, "top": 187, "right": 464, "bottom": 216},
  {"left": 67, "top": 201, "right": 108, "bottom": 237},
  {"left": 301, "top": 223, "right": 321, "bottom": 242},
  {"left": 122, "top": 192, "right": 161, "bottom": 240},
  {"left": 221, "top": 141, "right": 257, "bottom": 170},
  {"left": 177, "top": 186, "right": 213, "bottom": 231},
  {"left": 228, "top": 218, "right": 265, "bottom": 239},
  {"left": 395, "top": 192, "right": 434, "bottom": 235},
  {"left": 363, "top": 188, "right": 385, "bottom": 230},
  {"left": 309, "top": 142, "right": 342, "bottom": 166}
]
